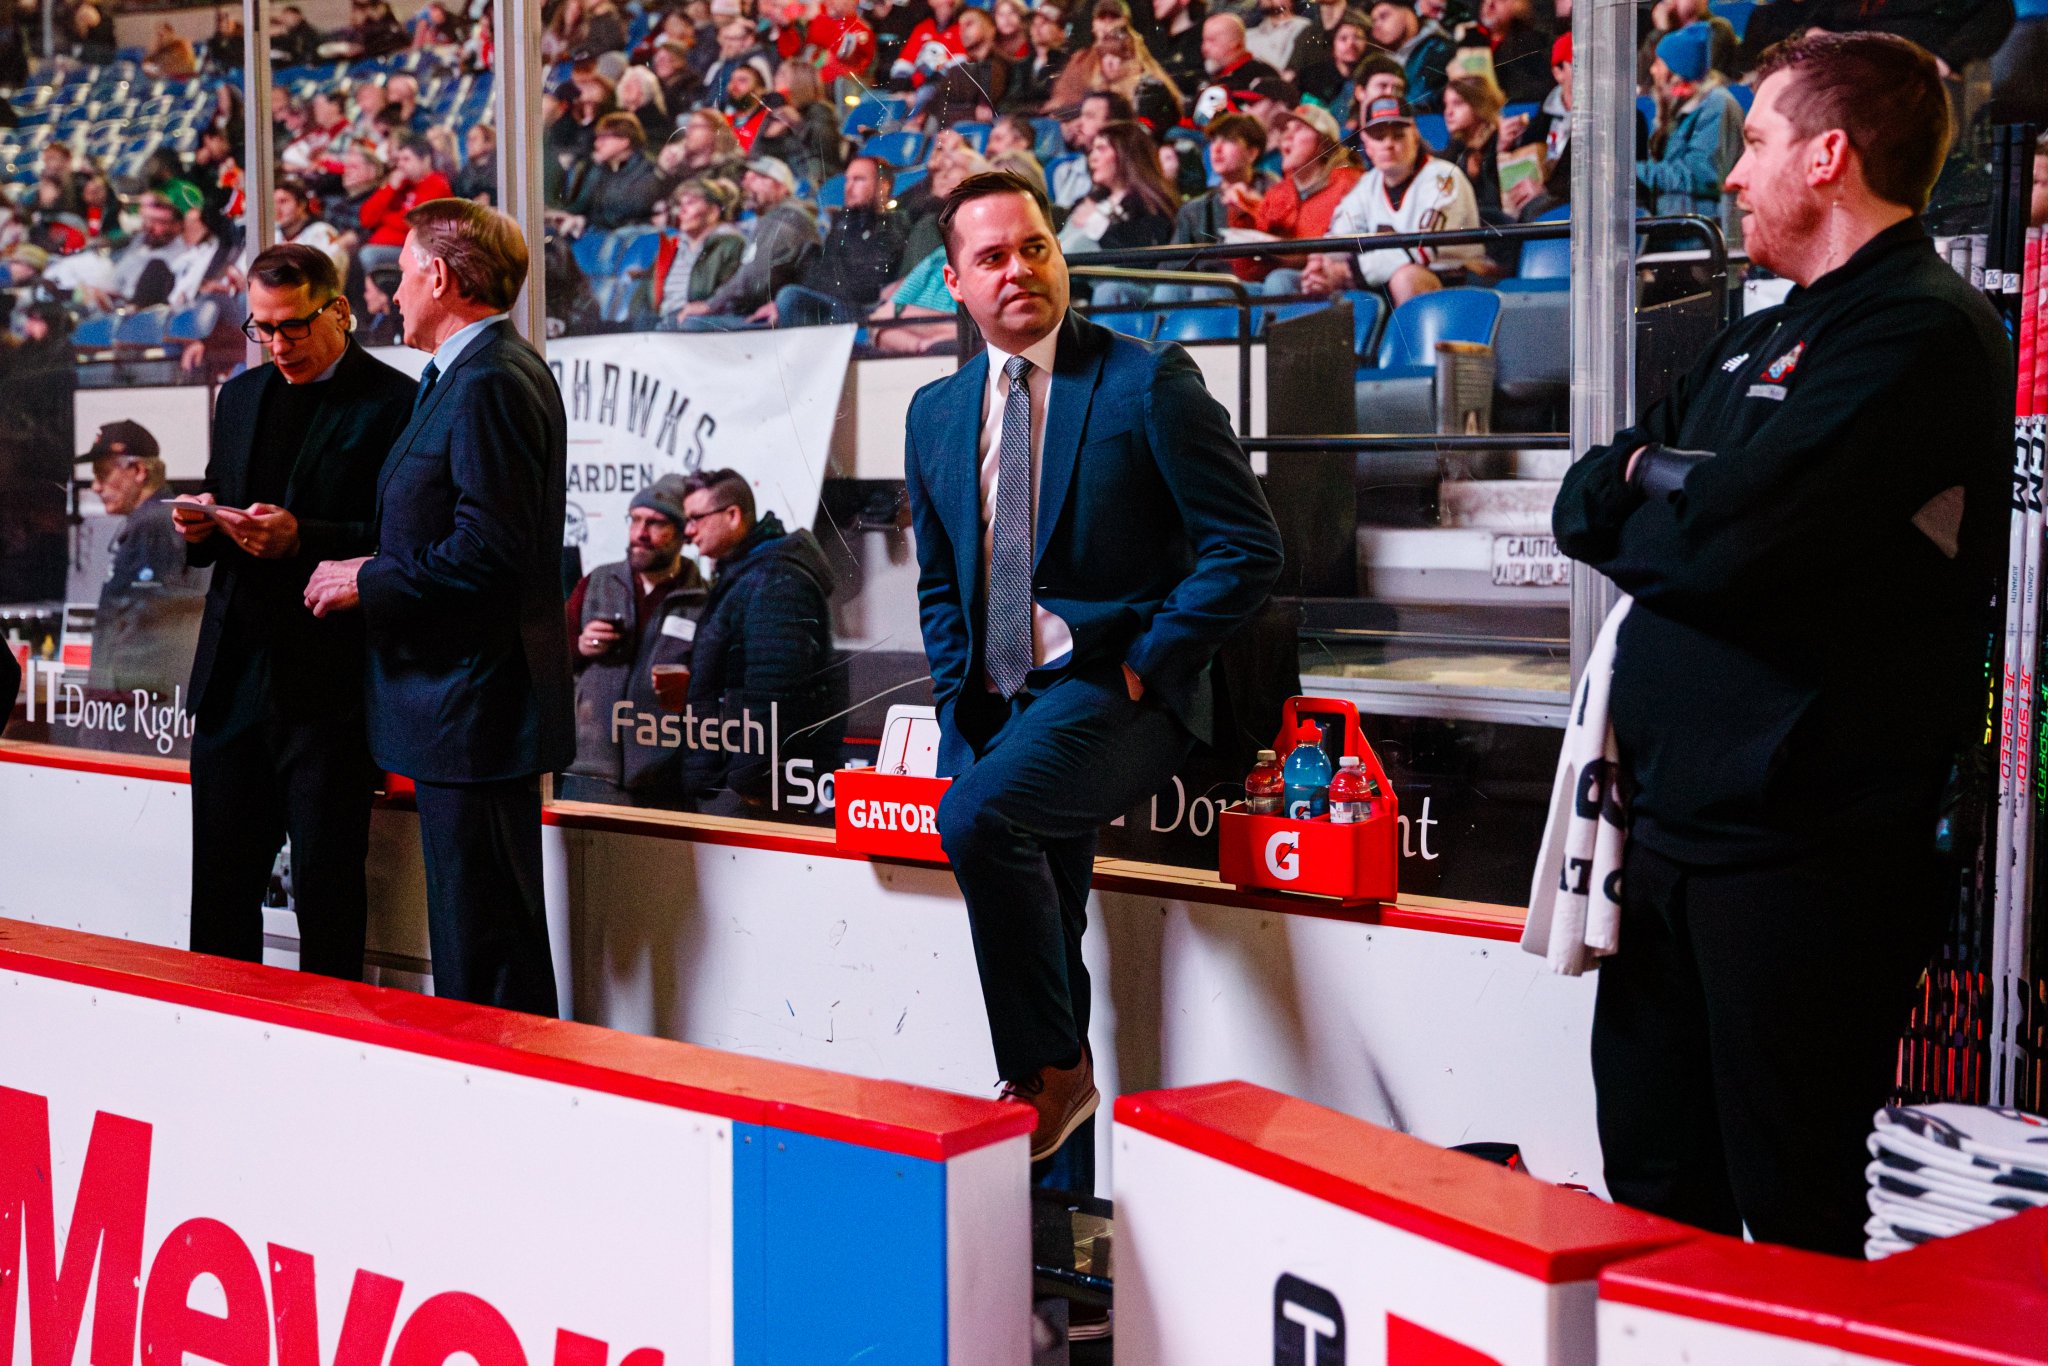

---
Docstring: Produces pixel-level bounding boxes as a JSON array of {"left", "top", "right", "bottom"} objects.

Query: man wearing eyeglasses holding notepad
[{"left": 170, "top": 243, "right": 416, "bottom": 981}]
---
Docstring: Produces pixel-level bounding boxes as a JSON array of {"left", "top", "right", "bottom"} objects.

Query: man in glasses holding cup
[{"left": 171, "top": 242, "right": 416, "bottom": 980}]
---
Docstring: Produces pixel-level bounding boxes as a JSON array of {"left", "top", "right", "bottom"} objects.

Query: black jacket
[
  {"left": 188, "top": 342, "right": 417, "bottom": 726},
  {"left": 564, "top": 150, "right": 664, "bottom": 231},
  {"left": 799, "top": 206, "right": 907, "bottom": 309},
  {"left": 1553, "top": 220, "right": 2012, "bottom": 862},
  {"left": 358, "top": 321, "right": 575, "bottom": 783},
  {"left": 683, "top": 513, "right": 844, "bottom": 801}
]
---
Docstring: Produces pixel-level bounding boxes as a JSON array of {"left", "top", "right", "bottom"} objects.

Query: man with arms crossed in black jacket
[
  {"left": 1553, "top": 32, "right": 2012, "bottom": 1255},
  {"left": 306, "top": 201, "right": 573, "bottom": 1015},
  {"left": 175, "top": 244, "right": 415, "bottom": 979}
]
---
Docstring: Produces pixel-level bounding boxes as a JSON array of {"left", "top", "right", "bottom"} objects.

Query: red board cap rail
[{"left": 0, "top": 918, "right": 1030, "bottom": 1160}]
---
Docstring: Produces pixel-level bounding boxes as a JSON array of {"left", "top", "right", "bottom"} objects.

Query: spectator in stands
[
  {"left": 764, "top": 156, "right": 907, "bottom": 325},
  {"left": 1170, "top": 110, "right": 1273, "bottom": 268},
  {"left": 1500, "top": 28, "right": 1570, "bottom": 217},
  {"left": 1199, "top": 13, "right": 1282, "bottom": 108},
  {"left": 357, "top": 136, "right": 455, "bottom": 272},
  {"left": 275, "top": 177, "right": 349, "bottom": 275},
  {"left": 205, "top": 7, "right": 246, "bottom": 75},
  {"left": 83, "top": 422, "right": 205, "bottom": 699},
  {"left": 1049, "top": 88, "right": 1132, "bottom": 207},
  {"left": 678, "top": 157, "right": 820, "bottom": 325},
  {"left": 1296, "top": 7, "right": 1371, "bottom": 108},
  {"left": 1008, "top": 1, "right": 1071, "bottom": 109},
  {"left": 192, "top": 125, "right": 245, "bottom": 218},
  {"left": 427, "top": 126, "right": 464, "bottom": 181},
  {"left": 565, "top": 475, "right": 708, "bottom": 806},
  {"left": 101, "top": 192, "right": 190, "bottom": 310},
  {"left": 168, "top": 204, "right": 237, "bottom": 308},
  {"left": 674, "top": 467, "right": 841, "bottom": 808},
  {"left": 757, "top": 61, "right": 846, "bottom": 186},
  {"left": 1246, "top": 0, "right": 1312, "bottom": 73},
  {"left": 651, "top": 36, "right": 706, "bottom": 110},
  {"left": 351, "top": 81, "right": 389, "bottom": 140},
  {"left": 1637, "top": 0, "right": 1737, "bottom": 88},
  {"left": 993, "top": 0, "right": 1033, "bottom": 61},
  {"left": 282, "top": 91, "right": 352, "bottom": 183},
  {"left": 564, "top": 72, "right": 620, "bottom": 159},
  {"left": 675, "top": 107, "right": 750, "bottom": 183},
  {"left": 1149, "top": 0, "right": 1207, "bottom": 95},
  {"left": 721, "top": 57, "right": 777, "bottom": 126},
  {"left": 410, "top": 0, "right": 467, "bottom": 49},
  {"left": 1046, "top": 0, "right": 1139, "bottom": 107},
  {"left": 1062, "top": 118, "right": 1177, "bottom": 278},
  {"left": 1236, "top": 72, "right": 1301, "bottom": 153},
  {"left": 1287, "top": 0, "right": 1349, "bottom": 79},
  {"left": 77, "top": 169, "right": 122, "bottom": 249},
  {"left": 984, "top": 115, "right": 1050, "bottom": 192},
  {"left": 384, "top": 74, "right": 428, "bottom": 133},
  {"left": 1313, "top": 94, "right": 1482, "bottom": 301},
  {"left": 37, "top": 143, "right": 80, "bottom": 216},
  {"left": 27, "top": 189, "right": 84, "bottom": 258},
  {"left": 1438, "top": 74, "right": 1505, "bottom": 214},
  {"left": 560, "top": 113, "right": 667, "bottom": 235},
  {"left": 865, "top": 242, "right": 959, "bottom": 352},
  {"left": 1639, "top": 23, "right": 1744, "bottom": 247},
  {"left": 922, "top": 7, "right": 1013, "bottom": 124},
  {"left": 1236, "top": 102, "right": 1360, "bottom": 286},
  {"left": 618, "top": 65, "right": 678, "bottom": 148},
  {"left": 145, "top": 21, "right": 200, "bottom": 79},
  {"left": 357, "top": 266, "right": 404, "bottom": 344},
  {"left": 1367, "top": 0, "right": 1451, "bottom": 111},
  {"left": 704, "top": 19, "right": 770, "bottom": 107},
  {"left": 329, "top": 146, "right": 387, "bottom": 240},
  {"left": 894, "top": 0, "right": 968, "bottom": 85},
  {"left": 336, "top": 0, "right": 409, "bottom": 59},
  {"left": 649, "top": 176, "right": 746, "bottom": 326},
  {"left": 1476, "top": 0, "right": 1553, "bottom": 103},
  {"left": 62, "top": 0, "right": 114, "bottom": 65},
  {"left": 457, "top": 124, "right": 499, "bottom": 202},
  {"left": 272, "top": 5, "right": 323, "bottom": 67},
  {"left": 810, "top": 0, "right": 878, "bottom": 82}
]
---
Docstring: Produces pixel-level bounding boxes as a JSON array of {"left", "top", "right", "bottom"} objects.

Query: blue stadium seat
[
  {"left": 1031, "top": 117, "right": 1064, "bottom": 162},
  {"left": 114, "top": 306, "right": 170, "bottom": 349},
  {"left": 571, "top": 229, "right": 613, "bottom": 278},
  {"left": 951, "top": 121, "right": 990, "bottom": 151},
  {"left": 1728, "top": 82, "right": 1754, "bottom": 112},
  {"left": 1503, "top": 101, "right": 1539, "bottom": 121},
  {"left": 1155, "top": 306, "right": 1248, "bottom": 342},
  {"left": 1710, "top": 0, "right": 1755, "bottom": 36},
  {"left": 618, "top": 231, "right": 663, "bottom": 278},
  {"left": 72, "top": 313, "right": 117, "bottom": 351},
  {"left": 1535, "top": 203, "right": 1570, "bottom": 222},
  {"left": 1518, "top": 234, "right": 1570, "bottom": 280},
  {"left": 843, "top": 94, "right": 892, "bottom": 134},
  {"left": 1374, "top": 288, "right": 1501, "bottom": 371},
  {"left": 1637, "top": 93, "right": 1656, "bottom": 126},
  {"left": 1257, "top": 300, "right": 1328, "bottom": 333},
  {"left": 861, "top": 130, "right": 928, "bottom": 168},
  {"left": 891, "top": 166, "right": 928, "bottom": 196},
  {"left": 816, "top": 173, "right": 846, "bottom": 209},
  {"left": 166, "top": 300, "right": 221, "bottom": 345},
  {"left": 1341, "top": 291, "right": 1386, "bottom": 359},
  {"left": 1042, "top": 150, "right": 1082, "bottom": 189},
  {"left": 1089, "top": 309, "right": 1159, "bottom": 341},
  {"left": 1413, "top": 113, "right": 1448, "bottom": 150}
]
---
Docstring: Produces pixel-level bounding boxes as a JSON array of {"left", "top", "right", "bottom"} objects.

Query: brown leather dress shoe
[{"left": 1001, "top": 1049, "right": 1099, "bottom": 1163}]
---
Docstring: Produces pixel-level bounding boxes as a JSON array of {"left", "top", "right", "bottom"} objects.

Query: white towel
[{"left": 1522, "top": 597, "right": 1633, "bottom": 976}]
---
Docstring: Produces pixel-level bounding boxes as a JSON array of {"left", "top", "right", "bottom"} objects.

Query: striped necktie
[{"left": 986, "top": 354, "right": 1035, "bottom": 698}]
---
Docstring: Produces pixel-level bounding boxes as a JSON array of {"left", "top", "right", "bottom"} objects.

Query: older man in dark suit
[
  {"left": 904, "top": 171, "right": 1284, "bottom": 1160},
  {"left": 172, "top": 244, "right": 416, "bottom": 979},
  {"left": 306, "top": 200, "right": 572, "bottom": 1016}
]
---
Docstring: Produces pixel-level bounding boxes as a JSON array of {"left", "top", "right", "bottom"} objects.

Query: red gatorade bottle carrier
[
  {"left": 1218, "top": 697, "right": 1399, "bottom": 903},
  {"left": 835, "top": 709, "right": 951, "bottom": 863}
]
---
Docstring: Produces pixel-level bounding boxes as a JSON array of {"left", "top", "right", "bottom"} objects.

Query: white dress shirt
[
  {"left": 429, "top": 311, "right": 512, "bottom": 373},
  {"left": 979, "top": 324, "right": 1074, "bottom": 683}
]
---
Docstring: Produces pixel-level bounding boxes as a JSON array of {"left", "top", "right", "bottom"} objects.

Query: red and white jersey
[{"left": 1328, "top": 154, "right": 1483, "bottom": 286}]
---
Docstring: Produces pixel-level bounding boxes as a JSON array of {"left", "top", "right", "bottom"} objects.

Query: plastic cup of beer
[{"left": 651, "top": 663, "right": 690, "bottom": 712}]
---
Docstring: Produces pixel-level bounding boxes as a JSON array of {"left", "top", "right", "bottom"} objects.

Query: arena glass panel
[{"left": 0, "top": 6, "right": 254, "bottom": 764}]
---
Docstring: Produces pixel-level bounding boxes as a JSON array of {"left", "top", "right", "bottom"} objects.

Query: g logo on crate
[
  {"left": 1274, "top": 1273, "right": 1344, "bottom": 1365},
  {"left": 1265, "top": 831, "right": 1302, "bottom": 882}
]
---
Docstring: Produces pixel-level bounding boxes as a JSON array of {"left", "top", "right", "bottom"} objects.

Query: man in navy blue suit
[
  {"left": 904, "top": 171, "right": 1284, "bottom": 1159},
  {"left": 305, "top": 199, "right": 573, "bottom": 1016}
]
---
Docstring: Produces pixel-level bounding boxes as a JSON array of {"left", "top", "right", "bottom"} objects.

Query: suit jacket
[
  {"left": 187, "top": 341, "right": 417, "bottom": 724},
  {"left": 357, "top": 320, "right": 575, "bottom": 783},
  {"left": 904, "top": 310, "right": 1284, "bottom": 776}
]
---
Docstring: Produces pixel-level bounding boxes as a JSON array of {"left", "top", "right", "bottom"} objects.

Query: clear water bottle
[
  {"left": 1245, "top": 748, "right": 1284, "bottom": 815},
  {"left": 1283, "top": 725, "right": 1333, "bottom": 820},
  {"left": 1329, "top": 756, "right": 1371, "bottom": 824}
]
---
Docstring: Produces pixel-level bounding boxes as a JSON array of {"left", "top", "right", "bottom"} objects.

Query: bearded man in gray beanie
[{"left": 561, "top": 473, "right": 708, "bottom": 805}]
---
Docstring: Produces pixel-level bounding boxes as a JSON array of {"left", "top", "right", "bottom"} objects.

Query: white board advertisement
[{"left": 0, "top": 971, "right": 736, "bottom": 1366}]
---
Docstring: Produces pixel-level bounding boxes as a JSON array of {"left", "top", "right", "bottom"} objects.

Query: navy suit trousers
[
  {"left": 412, "top": 776, "right": 560, "bottom": 1016},
  {"left": 936, "top": 663, "right": 1192, "bottom": 1082}
]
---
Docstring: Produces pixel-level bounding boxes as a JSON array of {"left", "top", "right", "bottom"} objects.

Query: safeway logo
[{"left": 0, "top": 1087, "right": 664, "bottom": 1366}]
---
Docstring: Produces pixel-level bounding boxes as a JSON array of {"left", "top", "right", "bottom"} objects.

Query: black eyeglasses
[
  {"left": 241, "top": 296, "right": 341, "bottom": 342},
  {"left": 682, "top": 504, "right": 735, "bottom": 528}
]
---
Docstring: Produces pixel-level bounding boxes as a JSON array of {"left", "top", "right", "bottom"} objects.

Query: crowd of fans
[{"left": 0, "top": 0, "right": 2030, "bottom": 369}]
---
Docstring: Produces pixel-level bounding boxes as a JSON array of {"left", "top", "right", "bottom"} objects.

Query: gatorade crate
[
  {"left": 834, "top": 768, "right": 951, "bottom": 864},
  {"left": 1217, "top": 697, "right": 1398, "bottom": 903}
]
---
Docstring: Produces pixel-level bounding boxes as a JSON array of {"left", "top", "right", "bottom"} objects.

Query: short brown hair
[
  {"left": 596, "top": 110, "right": 647, "bottom": 150},
  {"left": 404, "top": 198, "right": 528, "bottom": 310},
  {"left": 248, "top": 242, "right": 341, "bottom": 302},
  {"left": 937, "top": 169, "right": 1055, "bottom": 262},
  {"left": 683, "top": 467, "right": 756, "bottom": 526},
  {"left": 1205, "top": 110, "right": 1267, "bottom": 154},
  {"left": 1750, "top": 30, "right": 1951, "bottom": 211}
]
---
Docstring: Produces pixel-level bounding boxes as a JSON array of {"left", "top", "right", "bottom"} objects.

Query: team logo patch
[{"left": 1762, "top": 341, "right": 1805, "bottom": 383}]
